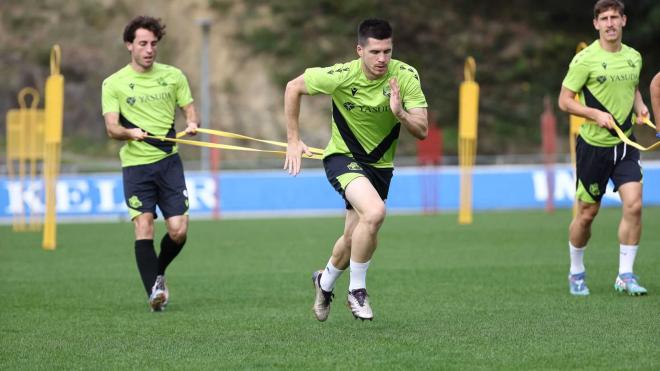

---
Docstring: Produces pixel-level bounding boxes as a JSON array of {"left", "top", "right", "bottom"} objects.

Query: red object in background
[
  {"left": 417, "top": 124, "right": 443, "bottom": 166},
  {"left": 541, "top": 96, "right": 557, "bottom": 213},
  {"left": 417, "top": 116, "right": 443, "bottom": 213}
]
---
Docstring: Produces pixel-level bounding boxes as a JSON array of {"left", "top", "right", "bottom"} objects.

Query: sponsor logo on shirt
[
  {"left": 595, "top": 73, "right": 638, "bottom": 85},
  {"left": 343, "top": 101, "right": 390, "bottom": 113},
  {"left": 125, "top": 91, "right": 172, "bottom": 106},
  {"left": 607, "top": 73, "right": 638, "bottom": 82}
]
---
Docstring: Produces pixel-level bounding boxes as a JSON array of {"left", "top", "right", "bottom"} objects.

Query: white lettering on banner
[
  {"left": 96, "top": 180, "right": 127, "bottom": 212},
  {"left": 186, "top": 178, "right": 217, "bottom": 210},
  {"left": 533, "top": 170, "right": 575, "bottom": 201},
  {"left": 56, "top": 180, "right": 92, "bottom": 213},
  {"left": 532, "top": 171, "right": 550, "bottom": 201},
  {"left": 532, "top": 170, "right": 619, "bottom": 202},
  {"left": 5, "top": 181, "right": 44, "bottom": 213}
]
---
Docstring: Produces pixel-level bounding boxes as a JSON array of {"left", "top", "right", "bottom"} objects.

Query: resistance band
[
  {"left": 608, "top": 117, "right": 659, "bottom": 151},
  {"left": 146, "top": 128, "right": 324, "bottom": 159}
]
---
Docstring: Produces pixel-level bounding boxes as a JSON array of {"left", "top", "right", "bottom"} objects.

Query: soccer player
[
  {"left": 284, "top": 19, "right": 428, "bottom": 321},
  {"left": 102, "top": 16, "right": 199, "bottom": 311},
  {"left": 651, "top": 72, "right": 660, "bottom": 125},
  {"left": 558, "top": 0, "right": 650, "bottom": 296}
]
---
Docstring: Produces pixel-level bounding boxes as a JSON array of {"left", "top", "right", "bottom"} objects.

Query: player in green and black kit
[
  {"left": 284, "top": 19, "right": 428, "bottom": 321},
  {"left": 558, "top": 0, "right": 650, "bottom": 297},
  {"left": 102, "top": 16, "right": 199, "bottom": 312}
]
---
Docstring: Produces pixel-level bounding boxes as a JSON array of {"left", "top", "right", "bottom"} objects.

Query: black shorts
[
  {"left": 323, "top": 154, "right": 393, "bottom": 209},
  {"left": 575, "top": 135, "right": 642, "bottom": 203},
  {"left": 122, "top": 154, "right": 189, "bottom": 219}
]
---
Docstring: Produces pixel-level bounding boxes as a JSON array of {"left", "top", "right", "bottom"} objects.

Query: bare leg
[
  {"left": 329, "top": 209, "right": 358, "bottom": 270},
  {"left": 165, "top": 214, "right": 189, "bottom": 244},
  {"left": 344, "top": 177, "right": 386, "bottom": 263},
  {"left": 617, "top": 182, "right": 642, "bottom": 245},
  {"left": 569, "top": 201, "right": 600, "bottom": 248}
]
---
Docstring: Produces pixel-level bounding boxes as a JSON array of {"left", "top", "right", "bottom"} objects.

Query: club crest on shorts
[
  {"left": 589, "top": 183, "right": 600, "bottom": 196},
  {"left": 128, "top": 195, "right": 142, "bottom": 208},
  {"left": 347, "top": 162, "right": 362, "bottom": 171}
]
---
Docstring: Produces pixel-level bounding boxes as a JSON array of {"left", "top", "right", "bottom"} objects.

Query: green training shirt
[
  {"left": 562, "top": 40, "right": 642, "bottom": 147},
  {"left": 102, "top": 63, "right": 194, "bottom": 167},
  {"left": 304, "top": 58, "right": 427, "bottom": 168}
]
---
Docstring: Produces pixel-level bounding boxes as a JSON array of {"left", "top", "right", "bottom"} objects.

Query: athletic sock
[
  {"left": 348, "top": 259, "right": 370, "bottom": 292},
  {"left": 319, "top": 259, "right": 344, "bottom": 292},
  {"left": 135, "top": 239, "right": 158, "bottom": 296},
  {"left": 618, "top": 244, "right": 638, "bottom": 275},
  {"left": 569, "top": 242, "right": 586, "bottom": 275},
  {"left": 158, "top": 234, "right": 186, "bottom": 275}
]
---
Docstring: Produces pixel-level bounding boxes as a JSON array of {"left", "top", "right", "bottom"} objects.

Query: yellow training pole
[
  {"left": 6, "top": 88, "right": 42, "bottom": 232},
  {"left": 458, "top": 57, "right": 479, "bottom": 225},
  {"left": 6, "top": 110, "right": 20, "bottom": 230},
  {"left": 25, "top": 90, "right": 45, "bottom": 231},
  {"left": 43, "top": 45, "right": 64, "bottom": 250},
  {"left": 569, "top": 42, "right": 587, "bottom": 218}
]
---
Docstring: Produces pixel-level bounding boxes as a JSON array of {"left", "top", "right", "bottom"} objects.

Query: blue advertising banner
[{"left": 2, "top": 163, "right": 660, "bottom": 223}]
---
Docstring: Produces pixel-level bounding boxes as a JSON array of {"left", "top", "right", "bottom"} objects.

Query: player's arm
[
  {"left": 651, "top": 72, "right": 660, "bottom": 131},
  {"left": 104, "top": 112, "right": 147, "bottom": 141},
  {"left": 181, "top": 103, "right": 199, "bottom": 136},
  {"left": 558, "top": 86, "right": 614, "bottom": 129},
  {"left": 283, "top": 73, "right": 313, "bottom": 176},
  {"left": 631, "top": 88, "right": 649, "bottom": 125},
  {"left": 388, "top": 78, "right": 428, "bottom": 139}
]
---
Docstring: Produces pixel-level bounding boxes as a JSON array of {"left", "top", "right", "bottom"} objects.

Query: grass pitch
[{"left": 1, "top": 208, "right": 659, "bottom": 370}]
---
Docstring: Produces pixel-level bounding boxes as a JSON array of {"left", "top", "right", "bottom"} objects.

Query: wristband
[{"left": 656, "top": 132, "right": 660, "bottom": 139}]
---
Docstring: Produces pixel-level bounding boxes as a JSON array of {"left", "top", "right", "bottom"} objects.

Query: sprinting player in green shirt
[
  {"left": 284, "top": 19, "right": 428, "bottom": 321},
  {"left": 558, "top": 0, "right": 650, "bottom": 297},
  {"left": 102, "top": 16, "right": 199, "bottom": 312}
]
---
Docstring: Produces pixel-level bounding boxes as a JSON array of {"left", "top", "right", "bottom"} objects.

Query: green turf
[{"left": 1, "top": 208, "right": 659, "bottom": 370}]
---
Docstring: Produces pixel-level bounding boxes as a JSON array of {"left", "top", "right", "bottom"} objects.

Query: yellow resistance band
[
  {"left": 146, "top": 128, "right": 324, "bottom": 160},
  {"left": 608, "top": 117, "right": 659, "bottom": 151}
]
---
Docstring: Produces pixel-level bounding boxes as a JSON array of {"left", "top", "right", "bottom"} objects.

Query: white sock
[
  {"left": 348, "top": 259, "right": 370, "bottom": 291},
  {"left": 618, "top": 244, "right": 638, "bottom": 274},
  {"left": 319, "top": 259, "right": 344, "bottom": 292},
  {"left": 569, "top": 242, "right": 586, "bottom": 275}
]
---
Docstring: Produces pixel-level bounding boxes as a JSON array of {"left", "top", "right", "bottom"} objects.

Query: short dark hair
[
  {"left": 123, "top": 16, "right": 166, "bottom": 43},
  {"left": 357, "top": 19, "right": 392, "bottom": 46},
  {"left": 594, "top": 0, "right": 625, "bottom": 19}
]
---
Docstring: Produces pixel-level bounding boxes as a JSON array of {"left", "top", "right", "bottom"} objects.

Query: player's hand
[
  {"left": 185, "top": 121, "right": 199, "bottom": 136},
  {"left": 128, "top": 128, "right": 147, "bottom": 141},
  {"left": 284, "top": 139, "right": 312, "bottom": 176},
  {"left": 593, "top": 110, "right": 615, "bottom": 129},
  {"left": 635, "top": 105, "right": 649, "bottom": 125},
  {"left": 389, "top": 78, "right": 404, "bottom": 119}
]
